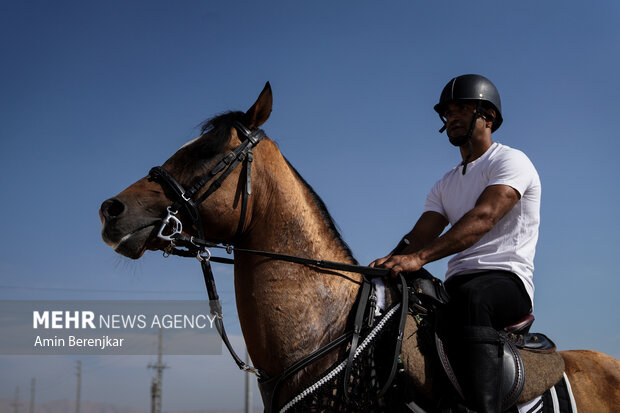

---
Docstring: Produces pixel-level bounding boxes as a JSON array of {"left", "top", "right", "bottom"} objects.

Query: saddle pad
[{"left": 517, "top": 373, "right": 577, "bottom": 413}]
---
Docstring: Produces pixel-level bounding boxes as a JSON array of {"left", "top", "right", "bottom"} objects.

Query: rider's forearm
[
  {"left": 389, "top": 211, "right": 448, "bottom": 257},
  {"left": 390, "top": 229, "right": 437, "bottom": 257},
  {"left": 415, "top": 206, "right": 497, "bottom": 265}
]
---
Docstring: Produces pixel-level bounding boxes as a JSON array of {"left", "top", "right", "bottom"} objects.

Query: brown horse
[{"left": 100, "top": 83, "right": 620, "bottom": 412}]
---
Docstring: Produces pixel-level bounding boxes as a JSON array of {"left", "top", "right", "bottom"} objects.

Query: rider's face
[{"left": 443, "top": 101, "right": 477, "bottom": 137}]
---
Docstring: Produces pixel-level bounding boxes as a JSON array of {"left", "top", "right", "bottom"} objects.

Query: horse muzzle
[{"left": 99, "top": 197, "right": 163, "bottom": 259}]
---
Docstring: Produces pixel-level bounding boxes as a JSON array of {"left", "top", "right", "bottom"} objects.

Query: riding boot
[{"left": 459, "top": 326, "right": 504, "bottom": 413}]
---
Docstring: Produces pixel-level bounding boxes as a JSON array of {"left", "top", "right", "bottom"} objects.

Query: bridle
[
  {"left": 147, "top": 122, "right": 408, "bottom": 412},
  {"left": 149, "top": 122, "right": 265, "bottom": 247},
  {"left": 148, "top": 121, "right": 266, "bottom": 376}
]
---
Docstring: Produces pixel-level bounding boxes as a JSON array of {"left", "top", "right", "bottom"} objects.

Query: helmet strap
[
  {"left": 446, "top": 101, "right": 482, "bottom": 175},
  {"left": 461, "top": 140, "right": 473, "bottom": 175},
  {"left": 447, "top": 101, "right": 481, "bottom": 147},
  {"left": 439, "top": 118, "right": 447, "bottom": 133}
]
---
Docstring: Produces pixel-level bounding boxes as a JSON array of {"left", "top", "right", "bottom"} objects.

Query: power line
[
  {"left": 29, "top": 355, "right": 154, "bottom": 397},
  {"left": 0, "top": 285, "right": 205, "bottom": 294}
]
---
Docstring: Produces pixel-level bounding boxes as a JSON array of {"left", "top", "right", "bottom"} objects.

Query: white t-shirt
[{"left": 423, "top": 142, "right": 541, "bottom": 303}]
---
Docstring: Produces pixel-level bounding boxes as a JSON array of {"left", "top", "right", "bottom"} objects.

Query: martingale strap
[
  {"left": 380, "top": 273, "right": 409, "bottom": 397},
  {"left": 343, "top": 280, "right": 371, "bottom": 401},
  {"left": 200, "top": 258, "right": 267, "bottom": 377}
]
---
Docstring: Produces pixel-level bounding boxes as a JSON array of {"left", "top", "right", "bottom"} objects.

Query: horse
[{"left": 99, "top": 83, "right": 620, "bottom": 412}]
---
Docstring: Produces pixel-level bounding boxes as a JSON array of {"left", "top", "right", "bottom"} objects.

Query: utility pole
[
  {"left": 148, "top": 328, "right": 167, "bottom": 413},
  {"left": 29, "top": 378, "right": 35, "bottom": 413},
  {"left": 75, "top": 360, "right": 82, "bottom": 413},
  {"left": 10, "top": 386, "right": 20, "bottom": 413},
  {"left": 244, "top": 350, "right": 252, "bottom": 413},
  {"left": 150, "top": 378, "right": 157, "bottom": 413}
]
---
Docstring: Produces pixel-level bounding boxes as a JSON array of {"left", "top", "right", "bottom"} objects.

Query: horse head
[{"left": 99, "top": 83, "right": 273, "bottom": 259}]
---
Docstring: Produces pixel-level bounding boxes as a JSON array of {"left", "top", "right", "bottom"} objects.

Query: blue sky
[{"left": 1, "top": 1, "right": 619, "bottom": 411}]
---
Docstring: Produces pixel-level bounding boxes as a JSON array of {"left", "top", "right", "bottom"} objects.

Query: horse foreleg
[{"left": 561, "top": 350, "right": 620, "bottom": 413}]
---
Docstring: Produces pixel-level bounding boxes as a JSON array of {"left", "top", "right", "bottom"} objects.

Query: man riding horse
[{"left": 372, "top": 74, "right": 540, "bottom": 413}]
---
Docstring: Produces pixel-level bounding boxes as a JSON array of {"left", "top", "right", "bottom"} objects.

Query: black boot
[{"left": 459, "top": 326, "right": 504, "bottom": 413}]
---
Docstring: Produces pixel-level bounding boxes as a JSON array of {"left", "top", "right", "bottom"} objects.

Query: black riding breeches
[{"left": 442, "top": 270, "right": 532, "bottom": 331}]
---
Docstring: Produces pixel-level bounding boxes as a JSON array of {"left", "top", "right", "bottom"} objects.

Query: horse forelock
[
  {"left": 196, "top": 110, "right": 246, "bottom": 155},
  {"left": 165, "top": 111, "right": 246, "bottom": 181},
  {"left": 284, "top": 158, "right": 358, "bottom": 265}
]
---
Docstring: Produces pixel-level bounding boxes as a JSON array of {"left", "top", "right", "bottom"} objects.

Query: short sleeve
[
  {"left": 487, "top": 149, "right": 536, "bottom": 197},
  {"left": 423, "top": 179, "right": 446, "bottom": 216}
]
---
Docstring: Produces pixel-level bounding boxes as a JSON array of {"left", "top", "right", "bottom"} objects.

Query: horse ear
[{"left": 244, "top": 82, "right": 272, "bottom": 129}]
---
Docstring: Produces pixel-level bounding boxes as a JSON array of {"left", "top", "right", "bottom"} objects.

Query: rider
[{"left": 371, "top": 74, "right": 540, "bottom": 413}]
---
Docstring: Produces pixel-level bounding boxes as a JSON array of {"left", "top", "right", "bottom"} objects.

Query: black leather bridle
[
  {"left": 147, "top": 122, "right": 408, "bottom": 412},
  {"left": 148, "top": 122, "right": 267, "bottom": 376},
  {"left": 149, "top": 122, "right": 265, "bottom": 246}
]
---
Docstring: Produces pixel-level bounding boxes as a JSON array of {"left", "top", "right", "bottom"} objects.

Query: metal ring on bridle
[{"left": 196, "top": 248, "right": 211, "bottom": 262}]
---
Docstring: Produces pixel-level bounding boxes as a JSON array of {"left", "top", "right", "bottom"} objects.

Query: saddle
[{"left": 408, "top": 274, "right": 557, "bottom": 410}]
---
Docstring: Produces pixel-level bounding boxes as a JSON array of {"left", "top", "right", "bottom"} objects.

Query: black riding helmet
[
  {"left": 434, "top": 74, "right": 503, "bottom": 175},
  {"left": 434, "top": 74, "right": 503, "bottom": 132}
]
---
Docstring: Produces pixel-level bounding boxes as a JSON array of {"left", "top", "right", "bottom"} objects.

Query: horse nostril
[{"left": 100, "top": 198, "right": 125, "bottom": 221}]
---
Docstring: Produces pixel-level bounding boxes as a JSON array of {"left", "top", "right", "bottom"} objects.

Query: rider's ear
[{"left": 244, "top": 82, "right": 272, "bottom": 130}]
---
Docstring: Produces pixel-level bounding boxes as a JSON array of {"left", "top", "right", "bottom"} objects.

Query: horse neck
[{"left": 233, "top": 140, "right": 362, "bottom": 377}]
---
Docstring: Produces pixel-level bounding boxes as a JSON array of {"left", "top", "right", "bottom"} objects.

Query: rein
[{"left": 148, "top": 123, "right": 406, "bottom": 411}]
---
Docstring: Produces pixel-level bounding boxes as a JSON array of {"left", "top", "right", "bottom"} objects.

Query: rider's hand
[
  {"left": 373, "top": 253, "right": 424, "bottom": 277},
  {"left": 369, "top": 256, "right": 390, "bottom": 268}
]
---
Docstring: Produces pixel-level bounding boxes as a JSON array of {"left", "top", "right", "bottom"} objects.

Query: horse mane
[
  {"left": 284, "top": 159, "right": 358, "bottom": 265},
  {"left": 198, "top": 111, "right": 357, "bottom": 264}
]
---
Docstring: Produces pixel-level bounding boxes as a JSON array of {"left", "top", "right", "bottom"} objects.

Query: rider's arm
[
  {"left": 379, "top": 184, "right": 520, "bottom": 275},
  {"left": 399, "top": 211, "right": 449, "bottom": 255},
  {"left": 418, "top": 184, "right": 519, "bottom": 262},
  {"left": 370, "top": 211, "right": 448, "bottom": 267}
]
